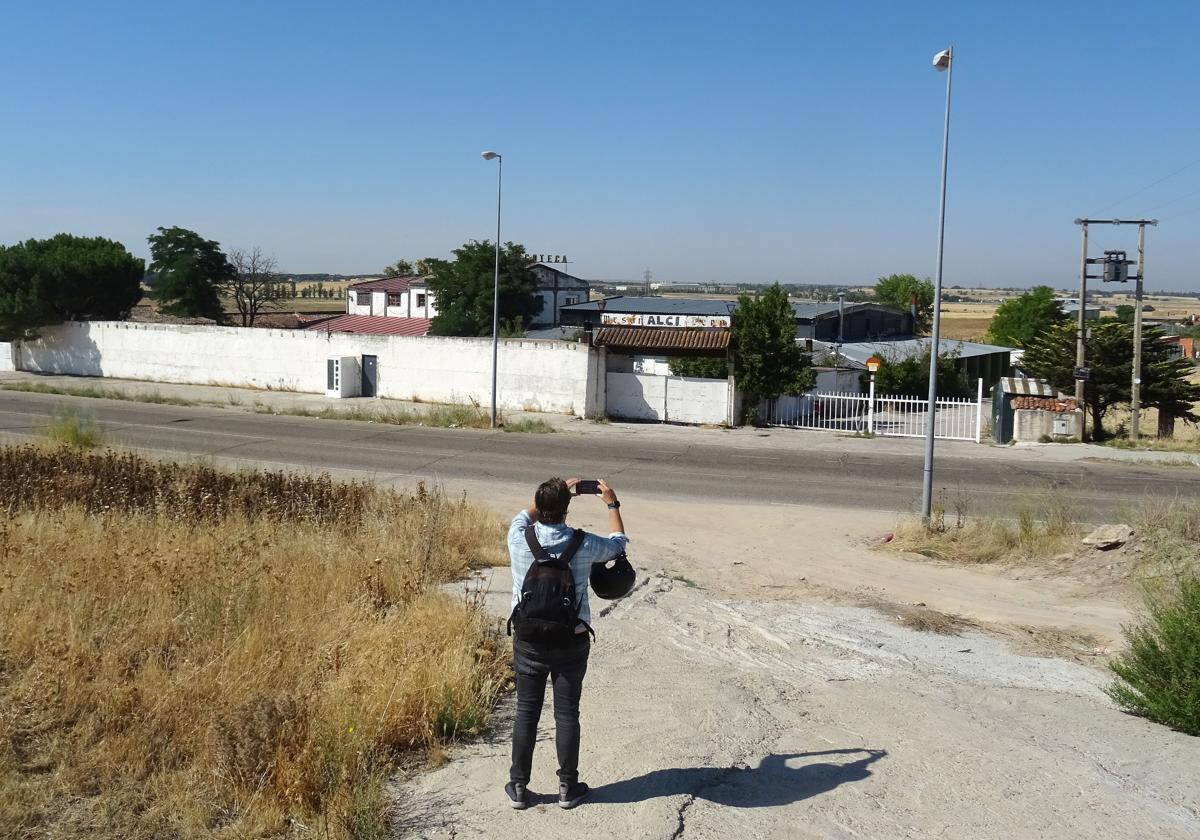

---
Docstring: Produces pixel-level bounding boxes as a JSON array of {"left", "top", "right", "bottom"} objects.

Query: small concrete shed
[{"left": 991, "top": 378, "right": 1083, "bottom": 443}]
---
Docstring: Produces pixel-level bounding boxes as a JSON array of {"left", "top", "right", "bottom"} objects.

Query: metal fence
[{"left": 762, "top": 378, "right": 984, "bottom": 442}]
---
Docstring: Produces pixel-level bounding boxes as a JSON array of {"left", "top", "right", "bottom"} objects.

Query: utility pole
[
  {"left": 1075, "top": 222, "right": 1088, "bottom": 435},
  {"left": 1130, "top": 222, "right": 1148, "bottom": 440},
  {"left": 1072, "top": 218, "right": 1157, "bottom": 441}
]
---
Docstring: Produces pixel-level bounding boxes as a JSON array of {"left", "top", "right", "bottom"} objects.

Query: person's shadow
[{"left": 590, "top": 748, "right": 887, "bottom": 808}]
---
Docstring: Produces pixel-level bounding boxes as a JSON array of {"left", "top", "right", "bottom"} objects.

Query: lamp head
[
  {"left": 481, "top": 150, "right": 500, "bottom": 160},
  {"left": 932, "top": 48, "right": 952, "bottom": 71}
]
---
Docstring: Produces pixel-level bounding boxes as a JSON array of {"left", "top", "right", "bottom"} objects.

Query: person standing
[{"left": 505, "top": 476, "right": 628, "bottom": 810}]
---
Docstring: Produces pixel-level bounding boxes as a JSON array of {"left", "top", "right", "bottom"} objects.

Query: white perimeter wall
[
  {"left": 15, "top": 322, "right": 603, "bottom": 417},
  {"left": 0, "top": 341, "right": 13, "bottom": 372}
]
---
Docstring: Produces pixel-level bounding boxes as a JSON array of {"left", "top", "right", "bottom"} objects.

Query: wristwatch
[{"left": 606, "top": 500, "right": 621, "bottom": 509}]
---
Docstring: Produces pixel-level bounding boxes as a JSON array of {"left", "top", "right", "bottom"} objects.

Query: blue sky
[{"left": 3, "top": 1, "right": 1198, "bottom": 290}]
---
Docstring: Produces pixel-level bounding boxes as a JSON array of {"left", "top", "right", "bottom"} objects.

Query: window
[
  {"left": 357, "top": 292, "right": 371, "bottom": 308},
  {"left": 565, "top": 296, "right": 579, "bottom": 306},
  {"left": 416, "top": 293, "right": 427, "bottom": 308},
  {"left": 387, "top": 293, "right": 403, "bottom": 307}
]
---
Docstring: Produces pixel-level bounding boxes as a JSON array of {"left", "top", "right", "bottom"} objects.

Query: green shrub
[
  {"left": 41, "top": 408, "right": 105, "bottom": 449},
  {"left": 1108, "top": 571, "right": 1200, "bottom": 736}
]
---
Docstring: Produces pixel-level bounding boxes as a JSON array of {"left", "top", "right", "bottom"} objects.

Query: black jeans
[{"left": 509, "top": 634, "right": 590, "bottom": 786}]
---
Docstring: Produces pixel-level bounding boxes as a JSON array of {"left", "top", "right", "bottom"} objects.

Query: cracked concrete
[{"left": 396, "top": 567, "right": 1199, "bottom": 839}]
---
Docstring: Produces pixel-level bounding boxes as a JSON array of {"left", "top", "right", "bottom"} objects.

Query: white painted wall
[
  {"left": 350, "top": 288, "right": 437, "bottom": 319},
  {"left": 0, "top": 341, "right": 13, "bottom": 372},
  {"left": 606, "top": 372, "right": 729, "bottom": 425},
  {"left": 16, "top": 322, "right": 602, "bottom": 417}
]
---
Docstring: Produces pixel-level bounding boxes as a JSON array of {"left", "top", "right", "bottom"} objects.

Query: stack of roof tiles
[{"left": 1011, "top": 396, "right": 1078, "bottom": 411}]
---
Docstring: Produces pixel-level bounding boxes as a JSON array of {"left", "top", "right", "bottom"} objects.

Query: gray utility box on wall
[{"left": 326, "top": 356, "right": 361, "bottom": 398}]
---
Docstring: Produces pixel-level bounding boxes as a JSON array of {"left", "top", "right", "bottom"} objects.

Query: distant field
[
  {"left": 232, "top": 297, "right": 345, "bottom": 314},
  {"left": 939, "top": 314, "right": 993, "bottom": 341}
]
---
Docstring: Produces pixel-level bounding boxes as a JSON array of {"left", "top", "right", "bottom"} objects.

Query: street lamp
[
  {"left": 920, "top": 46, "right": 953, "bottom": 524},
  {"left": 482, "top": 150, "right": 502, "bottom": 428}
]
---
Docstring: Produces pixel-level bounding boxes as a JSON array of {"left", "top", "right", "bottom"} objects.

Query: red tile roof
[
  {"left": 303, "top": 315, "right": 432, "bottom": 337},
  {"left": 594, "top": 326, "right": 730, "bottom": 351},
  {"left": 349, "top": 275, "right": 428, "bottom": 293},
  {"left": 1012, "top": 396, "right": 1078, "bottom": 411}
]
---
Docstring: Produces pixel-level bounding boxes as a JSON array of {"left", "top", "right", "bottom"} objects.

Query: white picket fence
[{"left": 762, "top": 378, "right": 984, "bottom": 442}]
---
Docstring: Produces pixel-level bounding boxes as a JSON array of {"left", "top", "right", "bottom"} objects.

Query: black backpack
[{"left": 507, "top": 526, "right": 593, "bottom": 644}]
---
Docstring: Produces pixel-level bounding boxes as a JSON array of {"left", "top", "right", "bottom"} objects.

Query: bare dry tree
[{"left": 225, "top": 246, "right": 283, "bottom": 327}]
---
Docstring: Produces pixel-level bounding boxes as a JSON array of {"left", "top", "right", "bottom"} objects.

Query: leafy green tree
[
  {"left": 147, "top": 226, "right": 232, "bottom": 322},
  {"left": 871, "top": 348, "right": 971, "bottom": 398},
  {"left": 733, "top": 283, "right": 815, "bottom": 422},
  {"left": 1021, "top": 321, "right": 1200, "bottom": 438},
  {"left": 984, "top": 285, "right": 1067, "bottom": 348},
  {"left": 0, "top": 234, "right": 144, "bottom": 341},
  {"left": 668, "top": 357, "right": 729, "bottom": 378},
  {"left": 425, "top": 240, "right": 541, "bottom": 336},
  {"left": 1114, "top": 304, "right": 1136, "bottom": 324},
  {"left": 873, "top": 274, "right": 934, "bottom": 332},
  {"left": 382, "top": 258, "right": 415, "bottom": 276}
]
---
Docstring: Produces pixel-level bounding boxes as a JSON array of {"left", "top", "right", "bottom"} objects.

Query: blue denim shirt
[{"left": 508, "top": 510, "right": 629, "bottom": 628}]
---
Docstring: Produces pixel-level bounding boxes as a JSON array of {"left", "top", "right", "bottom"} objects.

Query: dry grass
[
  {"left": 4, "top": 380, "right": 196, "bottom": 406},
  {"left": 254, "top": 400, "right": 555, "bottom": 433},
  {"left": 889, "top": 492, "right": 1081, "bottom": 565},
  {"left": 0, "top": 446, "right": 509, "bottom": 839},
  {"left": 937, "top": 314, "right": 994, "bottom": 341},
  {"left": 887, "top": 493, "right": 1199, "bottom": 586}
]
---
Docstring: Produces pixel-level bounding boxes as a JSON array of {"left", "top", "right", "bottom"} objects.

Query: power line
[
  {"left": 1146, "top": 185, "right": 1200, "bottom": 212},
  {"left": 1097, "top": 156, "right": 1200, "bottom": 212},
  {"left": 1161, "top": 204, "right": 1200, "bottom": 221}
]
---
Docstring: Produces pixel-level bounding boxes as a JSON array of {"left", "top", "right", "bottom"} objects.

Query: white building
[
  {"left": 529, "top": 263, "right": 589, "bottom": 327},
  {"left": 347, "top": 276, "right": 437, "bottom": 319},
  {"left": 345, "top": 264, "right": 588, "bottom": 328}
]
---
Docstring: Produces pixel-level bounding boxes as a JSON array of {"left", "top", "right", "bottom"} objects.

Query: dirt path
[{"left": 392, "top": 498, "right": 1198, "bottom": 839}]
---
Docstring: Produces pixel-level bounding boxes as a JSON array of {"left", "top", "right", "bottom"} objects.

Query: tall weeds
[{"left": 0, "top": 446, "right": 508, "bottom": 839}]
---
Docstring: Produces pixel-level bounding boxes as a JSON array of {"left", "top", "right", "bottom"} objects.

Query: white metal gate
[
  {"left": 607, "top": 372, "right": 730, "bottom": 425},
  {"left": 762, "top": 378, "right": 984, "bottom": 442}
]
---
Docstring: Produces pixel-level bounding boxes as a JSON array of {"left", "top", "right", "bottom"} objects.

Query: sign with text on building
[
  {"left": 600, "top": 312, "right": 731, "bottom": 328},
  {"left": 529, "top": 254, "right": 569, "bottom": 264}
]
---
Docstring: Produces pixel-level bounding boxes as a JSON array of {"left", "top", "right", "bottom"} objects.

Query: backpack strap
[
  {"left": 523, "top": 525, "right": 550, "bottom": 561},
  {"left": 524, "top": 526, "right": 586, "bottom": 564}
]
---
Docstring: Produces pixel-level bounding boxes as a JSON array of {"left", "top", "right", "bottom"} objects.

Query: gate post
[
  {"left": 975, "top": 377, "right": 984, "bottom": 443},
  {"left": 867, "top": 373, "right": 876, "bottom": 435}
]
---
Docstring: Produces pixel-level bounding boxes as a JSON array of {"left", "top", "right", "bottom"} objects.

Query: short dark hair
[{"left": 535, "top": 477, "right": 571, "bottom": 524}]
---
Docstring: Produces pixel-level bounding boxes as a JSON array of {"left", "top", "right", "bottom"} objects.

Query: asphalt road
[{"left": 2, "top": 390, "right": 1198, "bottom": 519}]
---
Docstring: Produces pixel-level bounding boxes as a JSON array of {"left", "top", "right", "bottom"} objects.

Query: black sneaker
[
  {"left": 558, "top": 781, "right": 590, "bottom": 810},
  {"left": 505, "top": 781, "right": 529, "bottom": 810}
]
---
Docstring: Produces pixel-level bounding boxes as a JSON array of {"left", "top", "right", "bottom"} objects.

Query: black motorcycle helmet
[{"left": 590, "top": 552, "right": 637, "bottom": 600}]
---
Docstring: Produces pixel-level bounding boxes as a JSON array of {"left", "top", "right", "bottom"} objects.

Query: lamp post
[
  {"left": 482, "top": 150, "right": 502, "bottom": 428},
  {"left": 920, "top": 46, "right": 954, "bottom": 524}
]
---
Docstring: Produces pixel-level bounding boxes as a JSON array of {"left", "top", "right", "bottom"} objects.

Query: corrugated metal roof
[
  {"left": 563, "top": 296, "right": 735, "bottom": 316},
  {"left": 594, "top": 326, "right": 730, "bottom": 351},
  {"left": 349, "top": 275, "right": 428, "bottom": 293},
  {"left": 827, "top": 338, "right": 1015, "bottom": 363},
  {"left": 998, "top": 377, "right": 1057, "bottom": 396},
  {"left": 790, "top": 301, "right": 905, "bottom": 320},
  {"left": 303, "top": 315, "right": 432, "bottom": 336}
]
